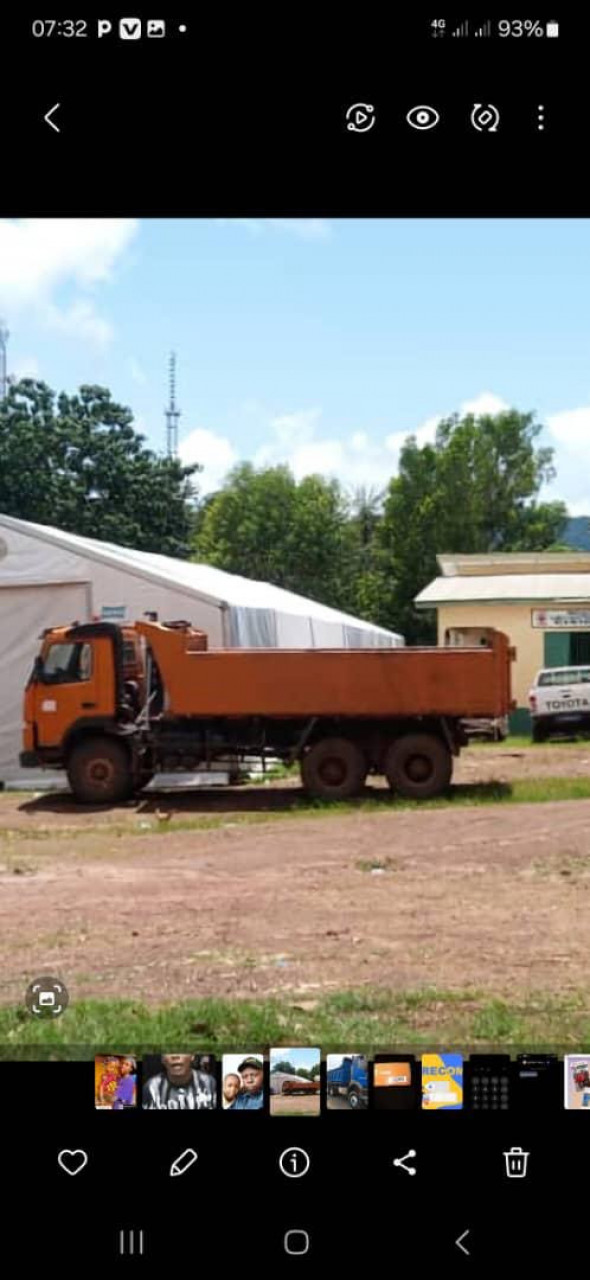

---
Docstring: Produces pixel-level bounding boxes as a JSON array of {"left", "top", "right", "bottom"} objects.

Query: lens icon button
[{"left": 406, "top": 105, "right": 440, "bottom": 131}]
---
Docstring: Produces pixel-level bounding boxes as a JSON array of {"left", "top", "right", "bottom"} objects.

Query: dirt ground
[
  {"left": 270, "top": 1095, "right": 321, "bottom": 1116},
  {"left": 1, "top": 744, "right": 590, "bottom": 1006}
]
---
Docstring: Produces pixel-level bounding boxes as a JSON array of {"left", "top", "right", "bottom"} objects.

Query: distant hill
[{"left": 560, "top": 516, "right": 590, "bottom": 550}]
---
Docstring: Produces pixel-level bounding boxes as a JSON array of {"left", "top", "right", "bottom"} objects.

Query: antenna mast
[
  {"left": 165, "top": 351, "right": 180, "bottom": 457},
  {"left": 0, "top": 320, "right": 9, "bottom": 401}
]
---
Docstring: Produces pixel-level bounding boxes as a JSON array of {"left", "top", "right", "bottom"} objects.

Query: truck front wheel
[
  {"left": 67, "top": 737, "right": 133, "bottom": 805},
  {"left": 300, "top": 737, "right": 367, "bottom": 800},
  {"left": 384, "top": 733, "right": 452, "bottom": 800}
]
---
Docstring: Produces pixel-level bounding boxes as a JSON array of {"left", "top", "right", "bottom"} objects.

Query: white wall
[{"left": 0, "top": 527, "right": 225, "bottom": 779}]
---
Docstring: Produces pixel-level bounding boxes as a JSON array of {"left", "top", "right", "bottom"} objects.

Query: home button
[{"left": 284, "top": 1229, "right": 310, "bottom": 1256}]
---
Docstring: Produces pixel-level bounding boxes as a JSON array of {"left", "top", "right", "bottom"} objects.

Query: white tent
[{"left": 0, "top": 514, "right": 402, "bottom": 780}]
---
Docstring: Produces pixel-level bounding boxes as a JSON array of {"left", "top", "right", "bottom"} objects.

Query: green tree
[
  {"left": 193, "top": 463, "right": 354, "bottom": 608},
  {"left": 344, "top": 485, "right": 391, "bottom": 622},
  {"left": 271, "top": 1060, "right": 296, "bottom": 1075},
  {"left": 0, "top": 380, "right": 200, "bottom": 556},
  {"left": 377, "top": 410, "right": 567, "bottom": 643}
]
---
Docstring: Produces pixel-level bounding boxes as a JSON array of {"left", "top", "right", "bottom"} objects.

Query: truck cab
[{"left": 22, "top": 622, "right": 147, "bottom": 800}]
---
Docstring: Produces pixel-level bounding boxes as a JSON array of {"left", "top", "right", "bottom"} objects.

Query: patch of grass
[
  {"left": 1, "top": 987, "right": 589, "bottom": 1057},
  {"left": 532, "top": 848, "right": 590, "bottom": 880},
  {"left": 3, "top": 775, "right": 590, "bottom": 853},
  {"left": 355, "top": 856, "right": 397, "bottom": 873}
]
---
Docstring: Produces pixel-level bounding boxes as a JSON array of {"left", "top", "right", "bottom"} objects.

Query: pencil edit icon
[{"left": 169, "top": 1148, "right": 198, "bottom": 1177}]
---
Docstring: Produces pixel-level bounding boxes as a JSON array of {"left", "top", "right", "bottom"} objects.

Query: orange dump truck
[{"left": 21, "top": 618, "right": 514, "bottom": 804}]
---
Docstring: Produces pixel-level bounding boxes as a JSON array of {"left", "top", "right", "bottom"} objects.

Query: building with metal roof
[{"left": 416, "top": 552, "right": 590, "bottom": 731}]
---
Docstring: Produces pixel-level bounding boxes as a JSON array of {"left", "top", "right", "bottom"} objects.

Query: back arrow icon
[
  {"left": 44, "top": 104, "right": 61, "bottom": 133},
  {"left": 456, "top": 1229, "right": 470, "bottom": 1256}
]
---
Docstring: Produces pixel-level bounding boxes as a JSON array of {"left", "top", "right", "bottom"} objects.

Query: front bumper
[{"left": 19, "top": 750, "right": 41, "bottom": 768}]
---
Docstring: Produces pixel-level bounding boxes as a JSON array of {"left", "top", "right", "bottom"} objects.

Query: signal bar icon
[
  {"left": 474, "top": 20, "right": 492, "bottom": 38},
  {"left": 452, "top": 20, "right": 469, "bottom": 38}
]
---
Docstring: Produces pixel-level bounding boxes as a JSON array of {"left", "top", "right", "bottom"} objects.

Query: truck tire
[
  {"left": 300, "top": 737, "right": 367, "bottom": 800},
  {"left": 67, "top": 737, "right": 133, "bottom": 805},
  {"left": 348, "top": 1088, "right": 362, "bottom": 1110},
  {"left": 384, "top": 732, "right": 452, "bottom": 800},
  {"left": 532, "top": 722, "right": 547, "bottom": 743}
]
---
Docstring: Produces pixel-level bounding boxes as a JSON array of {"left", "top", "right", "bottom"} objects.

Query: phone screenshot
[{"left": 1, "top": 11, "right": 587, "bottom": 1266}]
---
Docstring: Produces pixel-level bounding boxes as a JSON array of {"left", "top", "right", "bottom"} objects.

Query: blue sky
[
  {"left": 2, "top": 217, "right": 590, "bottom": 510},
  {"left": 270, "top": 1047, "right": 320, "bottom": 1071}
]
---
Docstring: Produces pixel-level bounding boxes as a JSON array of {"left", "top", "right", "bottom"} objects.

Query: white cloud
[
  {"left": 460, "top": 391, "right": 510, "bottom": 416},
  {"left": 0, "top": 217, "right": 138, "bottom": 345},
  {"left": 543, "top": 404, "right": 590, "bottom": 516},
  {"left": 546, "top": 405, "right": 590, "bottom": 449},
  {"left": 179, "top": 427, "right": 238, "bottom": 492},
  {"left": 385, "top": 393, "right": 511, "bottom": 462},
  {"left": 216, "top": 218, "right": 332, "bottom": 241},
  {"left": 563, "top": 497, "right": 590, "bottom": 517},
  {"left": 385, "top": 414, "right": 439, "bottom": 458},
  {"left": 253, "top": 407, "right": 393, "bottom": 489},
  {"left": 265, "top": 408, "right": 321, "bottom": 450},
  {"left": 247, "top": 390, "right": 518, "bottom": 492},
  {"left": 44, "top": 300, "right": 113, "bottom": 347}
]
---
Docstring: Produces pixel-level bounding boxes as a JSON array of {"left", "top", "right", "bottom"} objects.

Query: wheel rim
[
  {"left": 405, "top": 753, "right": 433, "bottom": 783},
  {"left": 86, "top": 757, "right": 116, "bottom": 791},
  {"left": 319, "top": 757, "right": 347, "bottom": 787}
]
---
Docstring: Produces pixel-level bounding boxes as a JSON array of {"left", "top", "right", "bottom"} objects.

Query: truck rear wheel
[
  {"left": 67, "top": 737, "right": 133, "bottom": 805},
  {"left": 384, "top": 733, "right": 452, "bottom": 800},
  {"left": 300, "top": 737, "right": 367, "bottom": 800}
]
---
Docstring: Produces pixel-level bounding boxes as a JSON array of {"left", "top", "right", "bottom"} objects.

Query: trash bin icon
[{"left": 503, "top": 1146, "right": 529, "bottom": 1178}]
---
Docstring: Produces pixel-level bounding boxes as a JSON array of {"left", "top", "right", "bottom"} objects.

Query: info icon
[{"left": 26, "top": 975, "right": 69, "bottom": 1018}]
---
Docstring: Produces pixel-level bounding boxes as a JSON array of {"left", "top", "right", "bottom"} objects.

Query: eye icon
[{"left": 406, "top": 105, "right": 440, "bottom": 131}]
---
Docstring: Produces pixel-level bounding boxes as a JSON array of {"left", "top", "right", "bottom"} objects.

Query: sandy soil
[{"left": 1, "top": 744, "right": 589, "bottom": 1005}]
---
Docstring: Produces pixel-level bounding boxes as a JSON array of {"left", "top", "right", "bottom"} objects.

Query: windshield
[
  {"left": 41, "top": 642, "right": 92, "bottom": 684},
  {"left": 537, "top": 667, "right": 590, "bottom": 687}
]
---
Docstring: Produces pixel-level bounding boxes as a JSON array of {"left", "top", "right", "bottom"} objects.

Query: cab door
[{"left": 33, "top": 636, "right": 115, "bottom": 747}]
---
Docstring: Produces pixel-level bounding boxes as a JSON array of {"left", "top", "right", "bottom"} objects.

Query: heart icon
[{"left": 58, "top": 1149, "right": 88, "bottom": 1176}]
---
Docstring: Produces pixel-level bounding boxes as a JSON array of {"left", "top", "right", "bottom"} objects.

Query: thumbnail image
[
  {"left": 142, "top": 1054, "right": 217, "bottom": 1109},
  {"left": 326, "top": 1053, "right": 368, "bottom": 1110},
  {"left": 95, "top": 1055, "right": 137, "bottom": 1110},
  {"left": 270, "top": 1048, "right": 321, "bottom": 1115},
  {"left": 373, "top": 1058, "right": 419, "bottom": 1110},
  {"left": 222, "top": 1054, "right": 265, "bottom": 1110},
  {"left": 564, "top": 1056, "right": 590, "bottom": 1110},
  {"left": 421, "top": 1053, "right": 463, "bottom": 1110},
  {"left": 465, "top": 1055, "right": 511, "bottom": 1110},
  {"left": 514, "top": 1054, "right": 561, "bottom": 1110}
]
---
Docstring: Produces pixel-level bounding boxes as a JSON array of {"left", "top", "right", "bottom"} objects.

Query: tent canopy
[{"left": 0, "top": 514, "right": 402, "bottom": 779}]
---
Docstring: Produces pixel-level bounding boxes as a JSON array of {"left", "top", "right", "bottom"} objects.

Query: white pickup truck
[{"left": 528, "top": 665, "right": 590, "bottom": 742}]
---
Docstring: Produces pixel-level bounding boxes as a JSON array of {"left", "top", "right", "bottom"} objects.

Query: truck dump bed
[{"left": 139, "top": 623, "right": 512, "bottom": 720}]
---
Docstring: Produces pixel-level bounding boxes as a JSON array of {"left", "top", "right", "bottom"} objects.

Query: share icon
[{"left": 393, "top": 1148, "right": 417, "bottom": 1176}]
